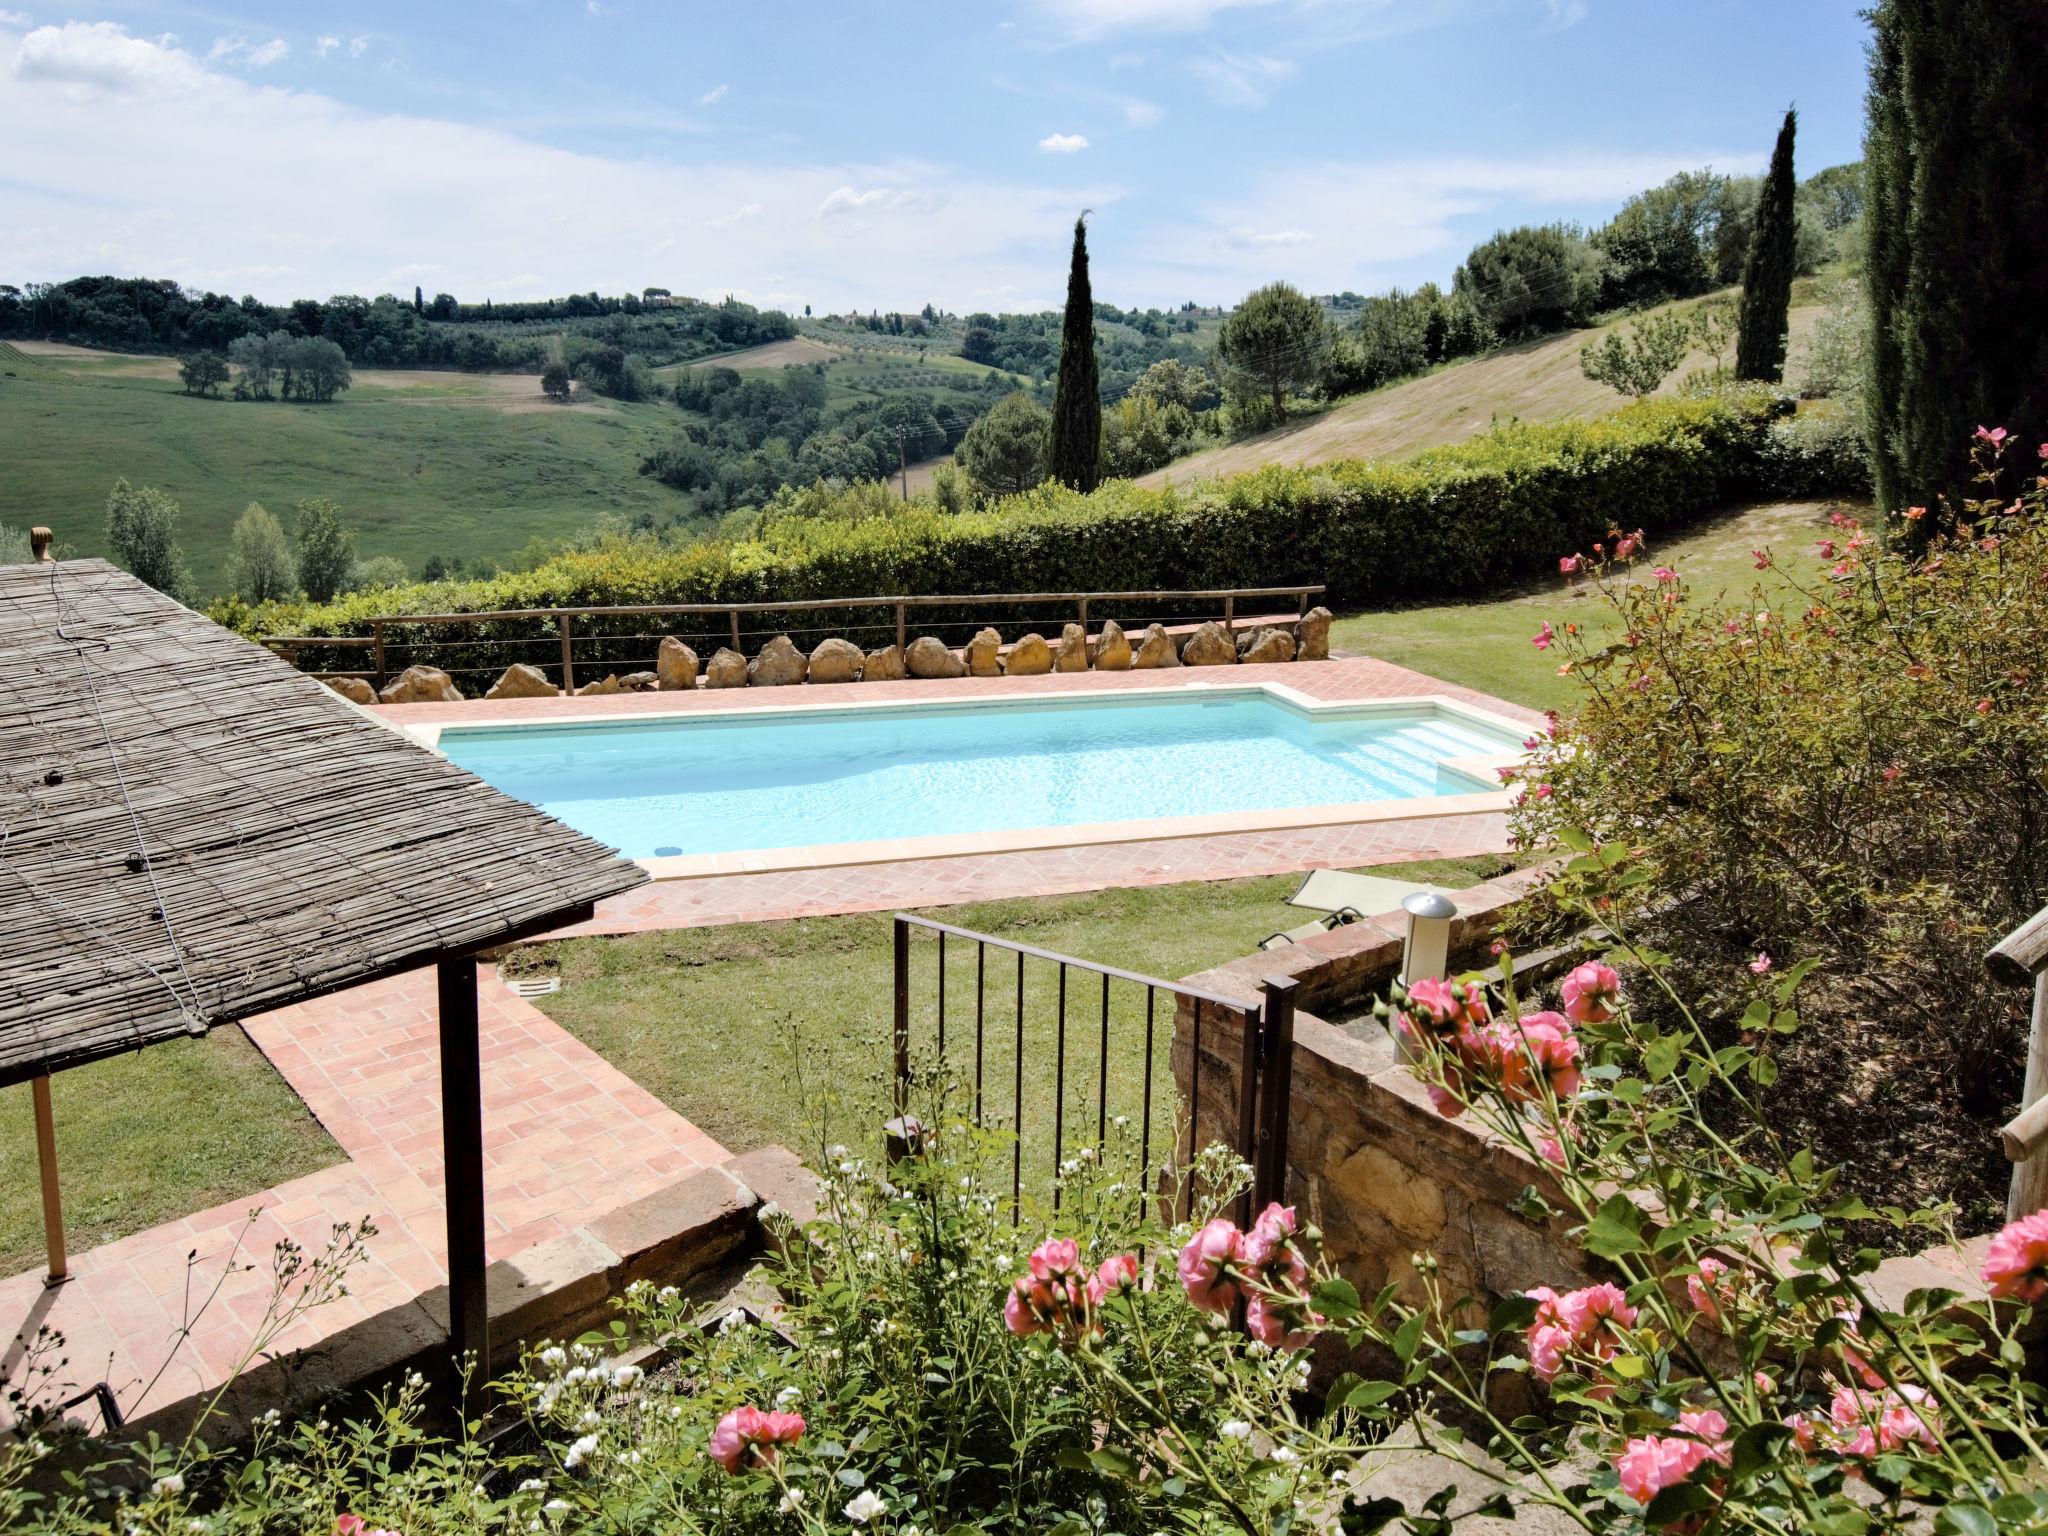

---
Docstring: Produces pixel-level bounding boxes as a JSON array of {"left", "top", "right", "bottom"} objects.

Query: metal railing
[
  {"left": 890, "top": 913, "right": 1298, "bottom": 1223},
  {"left": 262, "top": 584, "right": 1326, "bottom": 694}
]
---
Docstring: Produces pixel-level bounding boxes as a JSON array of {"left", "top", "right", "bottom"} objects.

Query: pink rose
[
  {"left": 1559, "top": 554, "right": 1581, "bottom": 575},
  {"left": 709, "top": 1404, "right": 804, "bottom": 1474},
  {"left": 1686, "top": 1256, "right": 1728, "bottom": 1320},
  {"left": 1560, "top": 961, "right": 1621, "bottom": 1024},
  {"left": 1749, "top": 952, "right": 1772, "bottom": 975},
  {"left": 1532, "top": 621, "right": 1554, "bottom": 651},
  {"left": 1087, "top": 1252, "right": 1140, "bottom": 1310},
  {"left": 1007, "top": 1238, "right": 1093, "bottom": 1338},
  {"left": 1244, "top": 1292, "right": 1318, "bottom": 1351},
  {"left": 1515, "top": 1010, "right": 1581, "bottom": 1100},
  {"left": 1177, "top": 1219, "right": 1245, "bottom": 1316},
  {"left": 1653, "top": 566, "right": 1677, "bottom": 583},
  {"left": 1983, "top": 1209, "right": 2048, "bottom": 1302}
]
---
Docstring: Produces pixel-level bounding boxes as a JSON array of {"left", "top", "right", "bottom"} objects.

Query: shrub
[
  {"left": 1510, "top": 430, "right": 2046, "bottom": 1122},
  {"left": 229, "top": 393, "right": 1863, "bottom": 688}
]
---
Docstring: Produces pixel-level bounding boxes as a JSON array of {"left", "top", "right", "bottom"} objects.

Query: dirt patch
[
  {"left": 1140, "top": 298, "right": 1823, "bottom": 488},
  {"left": 674, "top": 336, "right": 846, "bottom": 372}
]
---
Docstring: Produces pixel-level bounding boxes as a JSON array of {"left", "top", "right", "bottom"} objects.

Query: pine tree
[
  {"left": 1864, "top": 0, "right": 2048, "bottom": 541},
  {"left": 1734, "top": 108, "right": 1797, "bottom": 382},
  {"left": 1047, "top": 214, "right": 1101, "bottom": 492}
]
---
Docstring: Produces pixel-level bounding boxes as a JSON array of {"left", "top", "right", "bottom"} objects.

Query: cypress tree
[
  {"left": 1864, "top": 0, "right": 2048, "bottom": 542},
  {"left": 1047, "top": 214, "right": 1101, "bottom": 492},
  {"left": 1734, "top": 108, "right": 1798, "bottom": 382}
]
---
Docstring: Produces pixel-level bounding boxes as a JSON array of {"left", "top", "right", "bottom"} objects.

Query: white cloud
[
  {"left": 1037, "top": 132, "right": 1088, "bottom": 154},
  {"left": 14, "top": 21, "right": 206, "bottom": 94},
  {"left": 697, "top": 82, "right": 728, "bottom": 105},
  {"left": 1185, "top": 49, "right": 1294, "bottom": 108},
  {"left": 0, "top": 24, "right": 1119, "bottom": 310},
  {"left": 1224, "top": 226, "right": 1311, "bottom": 247},
  {"left": 1119, "top": 96, "right": 1164, "bottom": 127},
  {"left": 0, "top": 10, "right": 32, "bottom": 27},
  {"left": 208, "top": 34, "right": 289, "bottom": 69},
  {"left": 315, "top": 34, "right": 340, "bottom": 56},
  {"left": 1543, "top": 0, "right": 1587, "bottom": 25},
  {"left": 1138, "top": 151, "right": 1762, "bottom": 293},
  {"left": 350, "top": 35, "right": 370, "bottom": 57}
]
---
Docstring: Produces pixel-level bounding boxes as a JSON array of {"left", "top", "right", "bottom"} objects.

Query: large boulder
[
  {"left": 1093, "top": 619, "right": 1133, "bottom": 671},
  {"left": 1295, "top": 605, "right": 1333, "bottom": 661},
  {"left": 906, "top": 636, "right": 967, "bottom": 679},
  {"left": 705, "top": 647, "right": 750, "bottom": 688},
  {"left": 1004, "top": 633, "right": 1054, "bottom": 676},
  {"left": 1132, "top": 624, "right": 1181, "bottom": 669},
  {"left": 484, "top": 663, "right": 558, "bottom": 700},
  {"left": 965, "top": 627, "right": 1003, "bottom": 677},
  {"left": 1055, "top": 622, "right": 1089, "bottom": 672},
  {"left": 656, "top": 636, "right": 699, "bottom": 690},
  {"left": 808, "top": 636, "right": 865, "bottom": 684},
  {"left": 323, "top": 676, "right": 377, "bottom": 705},
  {"left": 575, "top": 674, "right": 623, "bottom": 697},
  {"left": 1239, "top": 628, "right": 1296, "bottom": 665},
  {"left": 1181, "top": 621, "right": 1237, "bottom": 667},
  {"left": 378, "top": 664, "right": 461, "bottom": 704},
  {"left": 863, "top": 644, "right": 907, "bottom": 681},
  {"left": 750, "top": 633, "right": 808, "bottom": 687}
]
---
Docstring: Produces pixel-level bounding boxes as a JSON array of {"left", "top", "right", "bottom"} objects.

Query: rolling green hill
[{"left": 0, "top": 341, "right": 697, "bottom": 599}]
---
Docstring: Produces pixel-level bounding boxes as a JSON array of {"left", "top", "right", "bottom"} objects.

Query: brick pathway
[{"left": 1, "top": 966, "right": 725, "bottom": 1429}]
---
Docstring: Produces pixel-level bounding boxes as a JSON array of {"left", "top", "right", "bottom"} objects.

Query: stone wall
[{"left": 1170, "top": 868, "right": 1998, "bottom": 1328}]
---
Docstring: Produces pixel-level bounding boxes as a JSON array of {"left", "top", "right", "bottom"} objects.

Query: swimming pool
[{"left": 431, "top": 685, "right": 1523, "bottom": 870}]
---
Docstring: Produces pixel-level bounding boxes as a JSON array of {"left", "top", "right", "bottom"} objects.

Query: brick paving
[
  {"left": 4, "top": 654, "right": 1538, "bottom": 1429},
  {"left": 1, "top": 966, "right": 725, "bottom": 1429}
]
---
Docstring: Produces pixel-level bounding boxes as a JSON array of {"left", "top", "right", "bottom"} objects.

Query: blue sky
[{"left": 0, "top": 1, "right": 1873, "bottom": 312}]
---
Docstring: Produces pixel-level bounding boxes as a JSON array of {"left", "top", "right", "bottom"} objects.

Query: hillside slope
[{"left": 1138, "top": 294, "right": 1825, "bottom": 488}]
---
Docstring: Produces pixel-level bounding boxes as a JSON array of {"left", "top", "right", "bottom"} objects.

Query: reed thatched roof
[{"left": 0, "top": 559, "right": 647, "bottom": 1088}]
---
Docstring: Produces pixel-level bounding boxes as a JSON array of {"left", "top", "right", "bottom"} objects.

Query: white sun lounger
[{"left": 1257, "top": 870, "right": 1453, "bottom": 952}]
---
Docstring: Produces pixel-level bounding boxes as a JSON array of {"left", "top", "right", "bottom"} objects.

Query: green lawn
[
  {"left": 507, "top": 856, "right": 1513, "bottom": 1168},
  {"left": 1331, "top": 497, "right": 1860, "bottom": 712},
  {"left": 0, "top": 1028, "right": 343, "bottom": 1277}
]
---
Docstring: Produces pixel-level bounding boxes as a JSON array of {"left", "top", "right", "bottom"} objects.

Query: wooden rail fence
[{"left": 262, "top": 585, "right": 1327, "bottom": 694}]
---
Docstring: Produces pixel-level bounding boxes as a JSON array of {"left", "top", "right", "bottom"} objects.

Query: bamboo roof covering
[{"left": 0, "top": 560, "right": 648, "bottom": 1089}]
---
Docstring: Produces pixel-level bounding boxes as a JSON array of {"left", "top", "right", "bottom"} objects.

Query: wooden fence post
[
  {"left": 895, "top": 602, "right": 907, "bottom": 657},
  {"left": 33, "top": 1074, "right": 66, "bottom": 1284},
  {"left": 729, "top": 609, "right": 743, "bottom": 654},
  {"left": 1991, "top": 907, "right": 2048, "bottom": 1219},
  {"left": 558, "top": 613, "right": 576, "bottom": 693},
  {"left": 2009, "top": 975, "right": 2048, "bottom": 1220},
  {"left": 371, "top": 621, "right": 388, "bottom": 690}
]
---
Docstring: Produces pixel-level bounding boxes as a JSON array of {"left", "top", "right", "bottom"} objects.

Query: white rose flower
[
  {"left": 844, "top": 1489, "right": 887, "bottom": 1524},
  {"left": 1218, "top": 1420, "right": 1252, "bottom": 1441}
]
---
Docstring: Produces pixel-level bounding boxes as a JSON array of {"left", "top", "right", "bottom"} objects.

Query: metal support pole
[
  {"left": 892, "top": 916, "right": 912, "bottom": 1112},
  {"left": 1255, "top": 977, "right": 1299, "bottom": 1211},
  {"left": 33, "top": 1074, "right": 67, "bottom": 1285},
  {"left": 437, "top": 954, "right": 489, "bottom": 1409}
]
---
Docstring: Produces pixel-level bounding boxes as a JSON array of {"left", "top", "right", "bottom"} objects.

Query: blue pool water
[{"left": 438, "top": 690, "right": 1515, "bottom": 859}]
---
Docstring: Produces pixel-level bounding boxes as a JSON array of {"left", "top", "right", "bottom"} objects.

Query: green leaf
[
  {"left": 1393, "top": 1311, "right": 1427, "bottom": 1364},
  {"left": 1337, "top": 1496, "right": 1405, "bottom": 1535},
  {"left": 1934, "top": 1505, "right": 1996, "bottom": 1536},
  {"left": 1644, "top": 1481, "right": 1715, "bottom": 1525},
  {"left": 1643, "top": 1033, "right": 1682, "bottom": 1080},
  {"left": 1488, "top": 1294, "right": 1540, "bottom": 1334},
  {"left": 1344, "top": 1379, "right": 1401, "bottom": 1411},
  {"left": 1313, "top": 1276, "right": 1362, "bottom": 1320},
  {"left": 1584, "top": 1193, "right": 1650, "bottom": 1258},
  {"left": 1088, "top": 1447, "right": 1140, "bottom": 1481}
]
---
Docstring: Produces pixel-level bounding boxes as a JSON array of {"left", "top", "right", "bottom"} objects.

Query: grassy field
[
  {"left": 0, "top": 1027, "right": 342, "bottom": 1277},
  {"left": 0, "top": 341, "right": 697, "bottom": 600},
  {"left": 1333, "top": 497, "right": 1860, "bottom": 713},
  {"left": 507, "top": 855, "right": 1512, "bottom": 1167},
  {"left": 1138, "top": 290, "right": 1825, "bottom": 489}
]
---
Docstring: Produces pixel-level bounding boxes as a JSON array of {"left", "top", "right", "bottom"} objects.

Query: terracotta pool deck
[{"left": 377, "top": 655, "right": 1543, "bottom": 932}]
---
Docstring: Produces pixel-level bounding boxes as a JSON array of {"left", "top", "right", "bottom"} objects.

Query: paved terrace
[
  {"left": 4, "top": 653, "right": 1536, "bottom": 1430},
  {"left": 1, "top": 967, "right": 724, "bottom": 1428}
]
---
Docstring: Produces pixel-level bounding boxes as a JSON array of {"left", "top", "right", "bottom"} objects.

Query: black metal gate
[{"left": 891, "top": 913, "right": 1297, "bottom": 1221}]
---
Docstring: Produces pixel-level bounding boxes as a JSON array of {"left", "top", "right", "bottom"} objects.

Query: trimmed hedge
[{"left": 231, "top": 392, "right": 1864, "bottom": 689}]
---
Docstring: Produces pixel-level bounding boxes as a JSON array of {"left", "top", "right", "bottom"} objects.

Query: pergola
[{"left": 0, "top": 541, "right": 646, "bottom": 1395}]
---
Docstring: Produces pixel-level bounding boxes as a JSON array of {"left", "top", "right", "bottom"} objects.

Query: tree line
[
  {"left": 102, "top": 479, "right": 398, "bottom": 608},
  {"left": 0, "top": 277, "right": 795, "bottom": 374}
]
